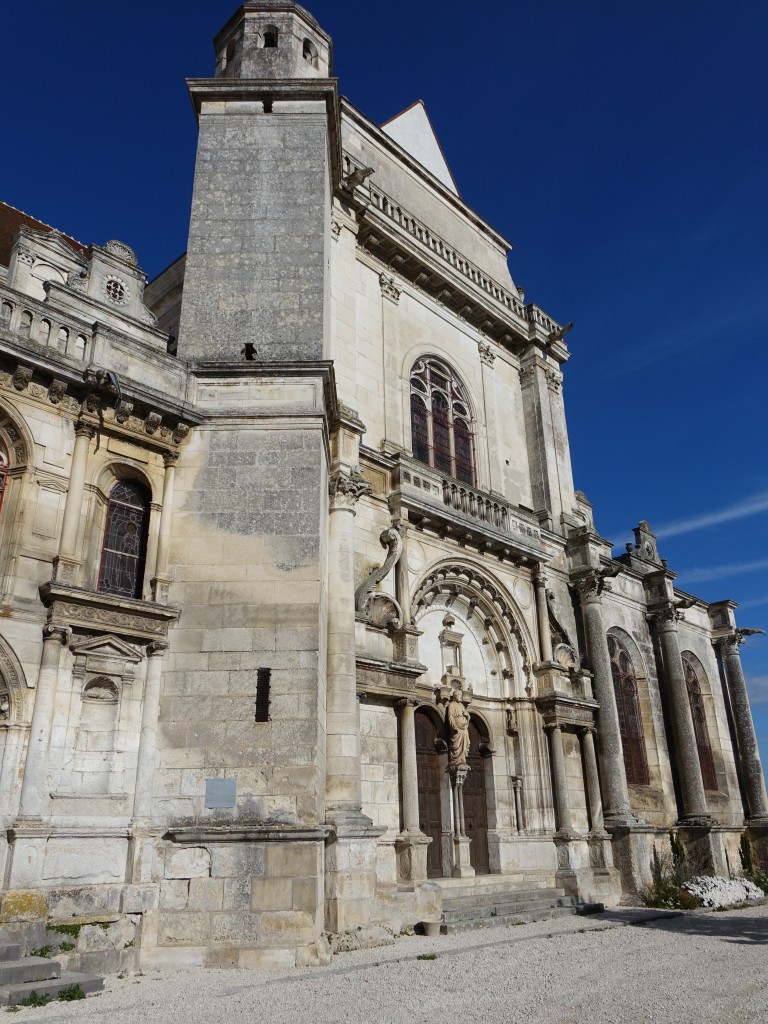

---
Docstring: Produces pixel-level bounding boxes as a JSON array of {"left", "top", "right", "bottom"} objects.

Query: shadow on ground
[{"left": 599, "top": 906, "right": 768, "bottom": 946}]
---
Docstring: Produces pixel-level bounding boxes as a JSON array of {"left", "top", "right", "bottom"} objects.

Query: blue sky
[{"left": 3, "top": 2, "right": 767, "bottom": 773}]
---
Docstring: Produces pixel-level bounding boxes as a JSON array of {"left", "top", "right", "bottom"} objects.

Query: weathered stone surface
[{"left": 165, "top": 848, "right": 211, "bottom": 880}]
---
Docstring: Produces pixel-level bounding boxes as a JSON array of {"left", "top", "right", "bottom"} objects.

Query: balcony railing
[{"left": 395, "top": 456, "right": 546, "bottom": 556}]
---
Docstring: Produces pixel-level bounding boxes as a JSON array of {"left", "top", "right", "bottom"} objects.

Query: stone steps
[
  {"left": 0, "top": 950, "right": 104, "bottom": 1007},
  {"left": 0, "top": 970, "right": 104, "bottom": 1006},
  {"left": 437, "top": 883, "right": 603, "bottom": 934}
]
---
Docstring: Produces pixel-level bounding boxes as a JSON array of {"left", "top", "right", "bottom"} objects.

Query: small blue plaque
[{"left": 205, "top": 778, "right": 237, "bottom": 809}]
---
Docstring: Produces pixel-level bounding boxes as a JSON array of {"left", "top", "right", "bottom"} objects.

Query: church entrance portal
[
  {"left": 415, "top": 710, "right": 444, "bottom": 878},
  {"left": 465, "top": 719, "right": 490, "bottom": 873}
]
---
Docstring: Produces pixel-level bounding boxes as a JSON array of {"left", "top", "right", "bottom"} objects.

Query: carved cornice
[{"left": 40, "top": 582, "right": 179, "bottom": 642}]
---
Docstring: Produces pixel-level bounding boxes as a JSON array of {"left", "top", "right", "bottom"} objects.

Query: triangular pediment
[
  {"left": 16, "top": 225, "right": 88, "bottom": 267},
  {"left": 69, "top": 633, "right": 142, "bottom": 662},
  {"left": 381, "top": 100, "right": 459, "bottom": 195}
]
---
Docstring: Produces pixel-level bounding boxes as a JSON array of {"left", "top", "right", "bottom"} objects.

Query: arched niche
[
  {"left": 0, "top": 633, "right": 29, "bottom": 724},
  {"left": 680, "top": 649, "right": 720, "bottom": 792},
  {"left": 412, "top": 561, "right": 536, "bottom": 699},
  {"left": 605, "top": 626, "right": 652, "bottom": 788}
]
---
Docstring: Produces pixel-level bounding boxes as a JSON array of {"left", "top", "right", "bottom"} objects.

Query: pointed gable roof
[{"left": 381, "top": 100, "right": 459, "bottom": 195}]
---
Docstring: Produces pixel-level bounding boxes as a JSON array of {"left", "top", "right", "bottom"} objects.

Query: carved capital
[
  {"left": 146, "top": 640, "right": 169, "bottom": 658},
  {"left": 396, "top": 697, "right": 419, "bottom": 710},
  {"left": 329, "top": 469, "right": 371, "bottom": 510},
  {"left": 648, "top": 602, "right": 680, "bottom": 628},
  {"left": 379, "top": 272, "right": 402, "bottom": 304},
  {"left": 718, "top": 628, "right": 765, "bottom": 652},
  {"left": 518, "top": 364, "right": 536, "bottom": 387},
  {"left": 42, "top": 624, "right": 71, "bottom": 646},
  {"left": 74, "top": 418, "right": 97, "bottom": 441},
  {"left": 163, "top": 451, "right": 180, "bottom": 469},
  {"left": 331, "top": 218, "right": 342, "bottom": 241},
  {"left": 546, "top": 368, "right": 563, "bottom": 393}
]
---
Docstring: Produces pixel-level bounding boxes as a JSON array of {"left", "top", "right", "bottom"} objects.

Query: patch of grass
[
  {"left": 48, "top": 923, "right": 81, "bottom": 937},
  {"left": 59, "top": 942, "right": 74, "bottom": 952},
  {"left": 123, "top": 939, "right": 134, "bottom": 949},
  {"left": 416, "top": 953, "right": 437, "bottom": 961},
  {"left": 58, "top": 984, "right": 85, "bottom": 1002},
  {"left": 5, "top": 1006, "right": 21, "bottom": 1013},
  {"left": 98, "top": 923, "right": 111, "bottom": 932},
  {"left": 18, "top": 992, "right": 51, "bottom": 1008},
  {"left": 490, "top": 909, "right": 497, "bottom": 918},
  {"left": 30, "top": 947, "right": 52, "bottom": 959},
  {"left": 715, "top": 902, "right": 750, "bottom": 912}
]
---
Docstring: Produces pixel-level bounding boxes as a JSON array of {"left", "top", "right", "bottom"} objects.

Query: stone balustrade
[
  {"left": 366, "top": 182, "right": 559, "bottom": 335},
  {"left": 0, "top": 287, "right": 91, "bottom": 361}
]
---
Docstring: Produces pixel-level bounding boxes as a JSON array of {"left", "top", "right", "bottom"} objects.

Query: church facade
[{"left": 0, "top": 1, "right": 765, "bottom": 971}]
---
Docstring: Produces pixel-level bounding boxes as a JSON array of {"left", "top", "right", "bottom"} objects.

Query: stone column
[
  {"left": 533, "top": 566, "right": 554, "bottom": 663},
  {"left": 449, "top": 765, "right": 474, "bottom": 877},
  {"left": 133, "top": 641, "right": 169, "bottom": 822},
  {"left": 513, "top": 778, "right": 524, "bottom": 833},
  {"left": 395, "top": 699, "right": 431, "bottom": 883},
  {"left": 52, "top": 419, "right": 95, "bottom": 583},
  {"left": 580, "top": 727, "right": 604, "bottom": 832},
  {"left": 573, "top": 571, "right": 633, "bottom": 825},
  {"left": 325, "top": 468, "right": 372, "bottom": 827},
  {"left": 652, "top": 605, "right": 711, "bottom": 825},
  {"left": 151, "top": 452, "right": 178, "bottom": 604},
  {"left": 718, "top": 633, "right": 768, "bottom": 821},
  {"left": 546, "top": 724, "right": 573, "bottom": 833},
  {"left": 18, "top": 625, "right": 70, "bottom": 819}
]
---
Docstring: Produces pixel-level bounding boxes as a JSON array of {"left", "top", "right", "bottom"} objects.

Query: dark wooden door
[
  {"left": 465, "top": 720, "right": 490, "bottom": 873},
  {"left": 415, "top": 710, "right": 443, "bottom": 878}
]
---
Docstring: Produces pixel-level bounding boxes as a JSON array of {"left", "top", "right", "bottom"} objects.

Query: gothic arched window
[
  {"left": 410, "top": 358, "right": 475, "bottom": 484},
  {"left": 97, "top": 480, "right": 150, "bottom": 599},
  {"left": 608, "top": 634, "right": 650, "bottom": 786},
  {"left": 682, "top": 656, "right": 718, "bottom": 791}
]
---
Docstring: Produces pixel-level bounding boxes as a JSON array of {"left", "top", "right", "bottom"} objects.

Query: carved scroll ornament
[{"left": 355, "top": 527, "right": 403, "bottom": 618}]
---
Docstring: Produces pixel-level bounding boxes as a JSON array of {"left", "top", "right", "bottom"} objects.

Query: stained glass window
[
  {"left": 97, "top": 480, "right": 150, "bottom": 599},
  {"left": 683, "top": 657, "right": 718, "bottom": 791},
  {"left": 409, "top": 358, "right": 475, "bottom": 484},
  {"left": 608, "top": 634, "right": 650, "bottom": 786}
]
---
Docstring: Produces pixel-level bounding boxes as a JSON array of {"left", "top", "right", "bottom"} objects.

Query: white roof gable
[{"left": 381, "top": 101, "right": 459, "bottom": 195}]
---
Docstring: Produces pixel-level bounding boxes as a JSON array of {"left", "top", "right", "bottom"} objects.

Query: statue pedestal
[{"left": 452, "top": 835, "right": 475, "bottom": 878}]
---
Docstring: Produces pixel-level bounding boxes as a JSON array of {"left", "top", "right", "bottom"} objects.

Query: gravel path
[{"left": 12, "top": 904, "right": 768, "bottom": 1024}]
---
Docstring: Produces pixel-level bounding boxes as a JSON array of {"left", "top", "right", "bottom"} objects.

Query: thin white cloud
[
  {"left": 654, "top": 491, "right": 768, "bottom": 540},
  {"left": 746, "top": 674, "right": 768, "bottom": 707},
  {"left": 677, "top": 557, "right": 768, "bottom": 585},
  {"left": 737, "top": 596, "right": 768, "bottom": 611}
]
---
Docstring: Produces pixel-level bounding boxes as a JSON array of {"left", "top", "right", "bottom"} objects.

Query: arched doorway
[
  {"left": 415, "top": 710, "right": 443, "bottom": 878},
  {"left": 465, "top": 719, "right": 490, "bottom": 873}
]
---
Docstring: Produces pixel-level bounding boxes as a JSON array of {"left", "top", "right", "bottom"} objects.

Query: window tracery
[
  {"left": 608, "top": 633, "right": 650, "bottom": 786},
  {"left": 682, "top": 656, "right": 718, "bottom": 791},
  {"left": 410, "top": 358, "right": 475, "bottom": 484},
  {"left": 97, "top": 480, "right": 150, "bottom": 600}
]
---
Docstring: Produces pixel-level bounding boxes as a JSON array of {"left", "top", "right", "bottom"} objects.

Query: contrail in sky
[
  {"left": 677, "top": 557, "right": 768, "bottom": 584},
  {"left": 654, "top": 490, "right": 768, "bottom": 540}
]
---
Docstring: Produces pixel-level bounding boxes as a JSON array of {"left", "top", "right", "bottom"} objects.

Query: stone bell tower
[
  {"left": 177, "top": 1, "right": 339, "bottom": 362},
  {"left": 151, "top": 3, "right": 343, "bottom": 966}
]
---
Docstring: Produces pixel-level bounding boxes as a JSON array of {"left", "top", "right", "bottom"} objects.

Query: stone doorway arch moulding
[{"left": 411, "top": 559, "right": 538, "bottom": 698}]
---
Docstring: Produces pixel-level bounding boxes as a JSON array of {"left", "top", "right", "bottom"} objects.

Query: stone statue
[{"left": 446, "top": 691, "right": 471, "bottom": 767}]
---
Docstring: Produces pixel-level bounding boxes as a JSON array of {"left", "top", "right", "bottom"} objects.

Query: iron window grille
[{"left": 97, "top": 480, "right": 150, "bottom": 600}]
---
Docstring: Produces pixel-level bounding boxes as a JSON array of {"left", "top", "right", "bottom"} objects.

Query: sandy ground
[{"left": 10, "top": 904, "right": 768, "bottom": 1024}]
